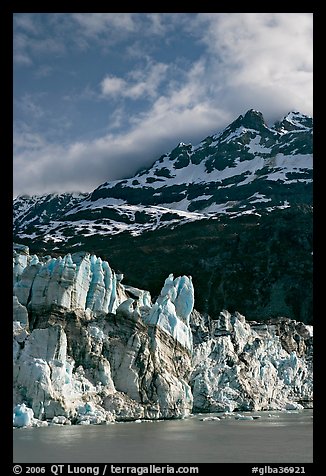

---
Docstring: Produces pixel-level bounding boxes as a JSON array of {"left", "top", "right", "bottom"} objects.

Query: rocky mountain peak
[
  {"left": 274, "top": 111, "right": 313, "bottom": 133},
  {"left": 226, "top": 108, "right": 267, "bottom": 133},
  {"left": 241, "top": 108, "right": 267, "bottom": 129}
]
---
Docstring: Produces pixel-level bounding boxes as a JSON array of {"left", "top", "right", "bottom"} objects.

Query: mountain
[
  {"left": 13, "top": 246, "right": 313, "bottom": 427},
  {"left": 13, "top": 192, "right": 88, "bottom": 242},
  {"left": 14, "top": 109, "right": 312, "bottom": 243},
  {"left": 89, "top": 109, "right": 312, "bottom": 214},
  {"left": 13, "top": 110, "right": 313, "bottom": 324}
]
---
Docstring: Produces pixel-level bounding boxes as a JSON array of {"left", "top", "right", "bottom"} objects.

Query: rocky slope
[
  {"left": 13, "top": 246, "right": 313, "bottom": 428},
  {"left": 68, "top": 205, "right": 312, "bottom": 324}
]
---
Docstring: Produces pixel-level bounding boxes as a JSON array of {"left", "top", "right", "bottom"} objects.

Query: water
[{"left": 13, "top": 410, "right": 313, "bottom": 463}]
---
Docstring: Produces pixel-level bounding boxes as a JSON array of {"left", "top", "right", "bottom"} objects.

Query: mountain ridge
[{"left": 14, "top": 109, "right": 312, "bottom": 245}]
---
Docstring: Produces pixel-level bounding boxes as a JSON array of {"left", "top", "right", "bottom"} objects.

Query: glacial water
[{"left": 13, "top": 410, "right": 313, "bottom": 464}]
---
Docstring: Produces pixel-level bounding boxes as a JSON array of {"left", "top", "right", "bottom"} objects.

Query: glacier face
[
  {"left": 190, "top": 310, "right": 313, "bottom": 413},
  {"left": 13, "top": 251, "right": 123, "bottom": 315},
  {"left": 13, "top": 246, "right": 194, "bottom": 426},
  {"left": 144, "top": 274, "right": 194, "bottom": 351},
  {"left": 13, "top": 246, "right": 313, "bottom": 427}
]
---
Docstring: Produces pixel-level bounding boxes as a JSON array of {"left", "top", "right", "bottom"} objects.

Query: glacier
[
  {"left": 190, "top": 310, "right": 313, "bottom": 413},
  {"left": 13, "top": 251, "right": 122, "bottom": 314},
  {"left": 13, "top": 245, "right": 313, "bottom": 427},
  {"left": 13, "top": 246, "right": 194, "bottom": 426},
  {"left": 144, "top": 274, "right": 194, "bottom": 351}
]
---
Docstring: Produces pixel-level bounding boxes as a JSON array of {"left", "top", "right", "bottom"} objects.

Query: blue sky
[{"left": 13, "top": 13, "right": 313, "bottom": 197}]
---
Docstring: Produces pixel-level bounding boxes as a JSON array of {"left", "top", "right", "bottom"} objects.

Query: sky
[{"left": 13, "top": 12, "right": 313, "bottom": 197}]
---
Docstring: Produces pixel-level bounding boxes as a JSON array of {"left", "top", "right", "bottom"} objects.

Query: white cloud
[
  {"left": 13, "top": 17, "right": 66, "bottom": 66},
  {"left": 189, "top": 13, "right": 313, "bottom": 119},
  {"left": 13, "top": 32, "right": 33, "bottom": 65},
  {"left": 101, "top": 62, "right": 169, "bottom": 100},
  {"left": 14, "top": 14, "right": 39, "bottom": 34},
  {"left": 13, "top": 52, "right": 33, "bottom": 66},
  {"left": 14, "top": 13, "right": 175, "bottom": 67},
  {"left": 13, "top": 59, "right": 232, "bottom": 196},
  {"left": 14, "top": 129, "right": 46, "bottom": 154},
  {"left": 34, "top": 65, "right": 53, "bottom": 78},
  {"left": 71, "top": 13, "right": 137, "bottom": 37},
  {"left": 101, "top": 76, "right": 127, "bottom": 96},
  {"left": 71, "top": 12, "right": 176, "bottom": 39}
]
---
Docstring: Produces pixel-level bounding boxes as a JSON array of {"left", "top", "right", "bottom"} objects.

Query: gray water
[{"left": 13, "top": 410, "right": 313, "bottom": 463}]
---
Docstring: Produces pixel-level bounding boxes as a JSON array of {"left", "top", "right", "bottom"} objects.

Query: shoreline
[{"left": 13, "top": 407, "right": 313, "bottom": 430}]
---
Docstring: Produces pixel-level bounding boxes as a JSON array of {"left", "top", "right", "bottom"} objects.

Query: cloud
[
  {"left": 13, "top": 51, "right": 33, "bottom": 66},
  {"left": 13, "top": 13, "right": 176, "bottom": 67},
  {"left": 34, "top": 65, "right": 53, "bottom": 78},
  {"left": 13, "top": 32, "right": 33, "bottom": 65},
  {"left": 189, "top": 13, "right": 313, "bottom": 120},
  {"left": 71, "top": 13, "right": 175, "bottom": 39},
  {"left": 13, "top": 59, "right": 232, "bottom": 196},
  {"left": 14, "top": 105, "right": 222, "bottom": 196},
  {"left": 63, "top": 85, "right": 98, "bottom": 103},
  {"left": 13, "top": 16, "right": 67, "bottom": 66},
  {"left": 101, "top": 61, "right": 170, "bottom": 101},
  {"left": 71, "top": 13, "right": 137, "bottom": 37},
  {"left": 14, "top": 14, "right": 39, "bottom": 34},
  {"left": 101, "top": 76, "right": 127, "bottom": 96},
  {"left": 16, "top": 94, "right": 45, "bottom": 119}
]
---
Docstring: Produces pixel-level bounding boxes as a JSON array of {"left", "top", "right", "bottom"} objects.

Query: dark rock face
[
  {"left": 13, "top": 205, "right": 312, "bottom": 324},
  {"left": 42, "top": 205, "right": 310, "bottom": 324}
]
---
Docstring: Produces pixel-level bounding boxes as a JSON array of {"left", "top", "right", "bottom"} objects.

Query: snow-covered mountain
[
  {"left": 91, "top": 109, "right": 312, "bottom": 212},
  {"left": 13, "top": 109, "right": 312, "bottom": 246}
]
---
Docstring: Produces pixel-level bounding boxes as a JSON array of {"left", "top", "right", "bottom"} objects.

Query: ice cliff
[
  {"left": 190, "top": 310, "right": 313, "bottom": 412},
  {"left": 13, "top": 245, "right": 194, "bottom": 426},
  {"left": 13, "top": 245, "right": 313, "bottom": 427}
]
